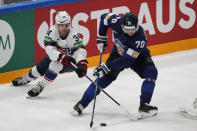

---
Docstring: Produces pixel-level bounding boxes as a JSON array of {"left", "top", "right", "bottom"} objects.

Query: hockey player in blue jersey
[{"left": 72, "top": 12, "right": 158, "bottom": 117}]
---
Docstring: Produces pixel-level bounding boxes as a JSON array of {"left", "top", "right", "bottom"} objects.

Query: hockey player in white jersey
[
  {"left": 180, "top": 97, "right": 197, "bottom": 120},
  {"left": 12, "top": 11, "right": 88, "bottom": 97}
]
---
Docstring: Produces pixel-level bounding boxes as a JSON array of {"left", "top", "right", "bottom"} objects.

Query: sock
[
  {"left": 39, "top": 69, "right": 57, "bottom": 87},
  {"left": 140, "top": 80, "right": 155, "bottom": 104}
]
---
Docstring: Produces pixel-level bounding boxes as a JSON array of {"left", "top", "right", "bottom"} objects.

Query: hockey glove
[
  {"left": 93, "top": 63, "right": 111, "bottom": 77},
  {"left": 75, "top": 60, "right": 88, "bottom": 78},
  {"left": 57, "top": 49, "right": 76, "bottom": 66},
  {"left": 97, "top": 35, "right": 108, "bottom": 52}
]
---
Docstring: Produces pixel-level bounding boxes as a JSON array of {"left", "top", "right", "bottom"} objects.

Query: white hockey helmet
[{"left": 55, "top": 11, "right": 71, "bottom": 25}]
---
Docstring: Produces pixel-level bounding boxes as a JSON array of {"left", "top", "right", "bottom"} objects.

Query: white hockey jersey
[{"left": 44, "top": 25, "right": 87, "bottom": 63}]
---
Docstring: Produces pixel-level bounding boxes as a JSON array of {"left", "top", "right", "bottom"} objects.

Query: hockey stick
[
  {"left": 90, "top": 52, "right": 102, "bottom": 127},
  {"left": 71, "top": 61, "right": 135, "bottom": 121},
  {"left": 84, "top": 74, "right": 135, "bottom": 120}
]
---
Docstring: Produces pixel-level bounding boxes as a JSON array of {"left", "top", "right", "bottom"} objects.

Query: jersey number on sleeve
[
  {"left": 136, "top": 41, "right": 145, "bottom": 48},
  {"left": 73, "top": 34, "right": 80, "bottom": 42},
  {"left": 111, "top": 16, "right": 121, "bottom": 23}
]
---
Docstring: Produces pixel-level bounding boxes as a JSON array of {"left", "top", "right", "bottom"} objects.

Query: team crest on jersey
[
  {"left": 132, "top": 51, "right": 139, "bottom": 58},
  {"left": 117, "top": 45, "right": 124, "bottom": 55},
  {"left": 126, "top": 48, "right": 140, "bottom": 59},
  {"left": 115, "top": 38, "right": 125, "bottom": 55}
]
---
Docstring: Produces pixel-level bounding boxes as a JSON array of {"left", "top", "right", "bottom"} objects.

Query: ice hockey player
[
  {"left": 72, "top": 12, "right": 158, "bottom": 118},
  {"left": 12, "top": 11, "right": 88, "bottom": 97},
  {"left": 180, "top": 98, "right": 197, "bottom": 119}
]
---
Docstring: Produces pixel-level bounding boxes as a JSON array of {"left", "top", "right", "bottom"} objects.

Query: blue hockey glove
[{"left": 93, "top": 63, "right": 111, "bottom": 77}]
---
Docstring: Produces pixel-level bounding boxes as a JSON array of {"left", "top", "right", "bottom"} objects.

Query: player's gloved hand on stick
[
  {"left": 57, "top": 49, "right": 76, "bottom": 66},
  {"left": 97, "top": 35, "right": 108, "bottom": 52},
  {"left": 75, "top": 60, "right": 88, "bottom": 78},
  {"left": 93, "top": 63, "right": 110, "bottom": 77}
]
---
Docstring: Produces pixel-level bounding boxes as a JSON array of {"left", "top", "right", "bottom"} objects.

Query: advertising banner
[
  {"left": 34, "top": 0, "right": 197, "bottom": 64},
  {"left": 0, "top": 10, "right": 35, "bottom": 73}
]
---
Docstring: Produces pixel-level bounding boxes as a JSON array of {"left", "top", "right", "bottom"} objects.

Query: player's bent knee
[
  {"left": 143, "top": 65, "right": 158, "bottom": 80},
  {"left": 145, "top": 78, "right": 156, "bottom": 84},
  {"left": 49, "top": 61, "right": 63, "bottom": 74},
  {"left": 151, "top": 66, "right": 158, "bottom": 80}
]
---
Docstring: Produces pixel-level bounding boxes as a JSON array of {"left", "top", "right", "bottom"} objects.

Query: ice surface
[{"left": 0, "top": 49, "right": 197, "bottom": 131}]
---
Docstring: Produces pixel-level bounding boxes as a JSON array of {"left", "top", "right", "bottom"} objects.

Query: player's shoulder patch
[
  {"left": 46, "top": 25, "right": 59, "bottom": 40},
  {"left": 126, "top": 48, "right": 140, "bottom": 59},
  {"left": 68, "top": 29, "right": 84, "bottom": 48},
  {"left": 44, "top": 25, "right": 58, "bottom": 46}
]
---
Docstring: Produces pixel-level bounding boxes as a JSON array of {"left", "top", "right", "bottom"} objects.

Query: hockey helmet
[
  {"left": 122, "top": 12, "right": 138, "bottom": 30},
  {"left": 55, "top": 11, "right": 71, "bottom": 25}
]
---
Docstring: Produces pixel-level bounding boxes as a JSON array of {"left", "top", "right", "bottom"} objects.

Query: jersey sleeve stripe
[
  {"left": 103, "top": 13, "right": 114, "bottom": 25},
  {"left": 44, "top": 41, "right": 57, "bottom": 47}
]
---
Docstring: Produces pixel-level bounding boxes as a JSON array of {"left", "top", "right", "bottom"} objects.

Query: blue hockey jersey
[{"left": 98, "top": 13, "right": 150, "bottom": 70}]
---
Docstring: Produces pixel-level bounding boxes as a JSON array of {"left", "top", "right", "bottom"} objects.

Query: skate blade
[
  {"left": 26, "top": 96, "right": 43, "bottom": 99},
  {"left": 70, "top": 110, "right": 80, "bottom": 117},
  {"left": 137, "top": 110, "right": 158, "bottom": 120}
]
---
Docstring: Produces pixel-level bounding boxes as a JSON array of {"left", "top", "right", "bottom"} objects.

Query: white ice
[{"left": 0, "top": 49, "right": 197, "bottom": 131}]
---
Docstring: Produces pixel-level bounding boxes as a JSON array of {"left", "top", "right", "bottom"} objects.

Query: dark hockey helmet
[{"left": 122, "top": 12, "right": 138, "bottom": 30}]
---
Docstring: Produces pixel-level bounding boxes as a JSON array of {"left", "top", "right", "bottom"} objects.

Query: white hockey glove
[
  {"left": 93, "top": 63, "right": 110, "bottom": 77},
  {"left": 97, "top": 35, "right": 108, "bottom": 52},
  {"left": 193, "top": 98, "right": 197, "bottom": 109}
]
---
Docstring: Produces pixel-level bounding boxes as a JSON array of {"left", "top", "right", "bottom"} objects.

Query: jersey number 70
[{"left": 136, "top": 41, "right": 145, "bottom": 48}]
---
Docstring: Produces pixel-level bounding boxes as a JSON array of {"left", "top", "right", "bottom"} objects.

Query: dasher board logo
[{"left": 0, "top": 20, "right": 15, "bottom": 68}]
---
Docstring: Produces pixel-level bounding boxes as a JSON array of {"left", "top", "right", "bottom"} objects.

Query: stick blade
[{"left": 90, "top": 122, "right": 93, "bottom": 128}]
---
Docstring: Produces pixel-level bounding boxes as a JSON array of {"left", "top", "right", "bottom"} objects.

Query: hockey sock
[
  {"left": 28, "top": 70, "right": 37, "bottom": 80},
  {"left": 140, "top": 79, "right": 155, "bottom": 104},
  {"left": 28, "top": 66, "right": 42, "bottom": 80},
  {"left": 40, "top": 69, "right": 57, "bottom": 87}
]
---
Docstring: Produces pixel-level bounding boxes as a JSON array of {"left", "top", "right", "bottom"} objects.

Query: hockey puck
[{"left": 100, "top": 123, "right": 107, "bottom": 126}]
